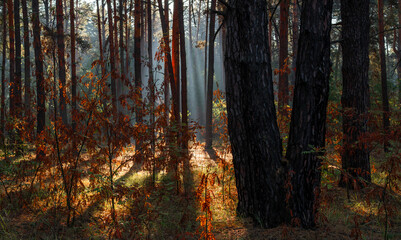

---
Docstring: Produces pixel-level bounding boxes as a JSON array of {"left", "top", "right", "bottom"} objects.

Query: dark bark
[
  {"left": 56, "top": 0, "right": 68, "bottom": 124},
  {"left": 134, "top": 0, "right": 143, "bottom": 122},
  {"left": 224, "top": 0, "right": 289, "bottom": 228},
  {"left": 172, "top": 0, "right": 180, "bottom": 124},
  {"left": 14, "top": 0, "right": 22, "bottom": 119},
  {"left": 7, "top": 0, "right": 15, "bottom": 117},
  {"left": 286, "top": 0, "right": 333, "bottom": 229},
  {"left": 71, "top": 0, "right": 77, "bottom": 130},
  {"left": 279, "top": 0, "right": 289, "bottom": 111},
  {"left": 107, "top": 0, "right": 117, "bottom": 112},
  {"left": 22, "top": 0, "right": 31, "bottom": 118},
  {"left": 378, "top": 0, "right": 390, "bottom": 151},
  {"left": 398, "top": 0, "right": 401, "bottom": 103},
  {"left": 33, "top": 0, "right": 46, "bottom": 159},
  {"left": 339, "top": 0, "right": 371, "bottom": 188},
  {"left": 205, "top": 0, "right": 216, "bottom": 150},
  {"left": 119, "top": 0, "right": 125, "bottom": 113},
  {"left": 291, "top": 0, "right": 299, "bottom": 85},
  {"left": 96, "top": 0, "right": 105, "bottom": 78},
  {"left": 163, "top": 0, "right": 170, "bottom": 116},
  {"left": 1, "top": 0, "right": 6, "bottom": 144}
]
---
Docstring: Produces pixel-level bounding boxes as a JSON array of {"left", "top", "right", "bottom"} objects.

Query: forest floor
[{"left": 0, "top": 145, "right": 401, "bottom": 239}]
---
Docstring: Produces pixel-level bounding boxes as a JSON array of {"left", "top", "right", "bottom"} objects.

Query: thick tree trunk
[
  {"left": 339, "top": 0, "right": 371, "bottom": 188},
  {"left": 14, "top": 0, "right": 22, "bottom": 119},
  {"left": 1, "top": 0, "right": 6, "bottom": 145},
  {"left": 134, "top": 0, "right": 143, "bottom": 122},
  {"left": 279, "top": 0, "right": 289, "bottom": 112},
  {"left": 224, "top": 0, "right": 289, "bottom": 228},
  {"left": 164, "top": 0, "right": 170, "bottom": 116},
  {"left": 119, "top": 0, "right": 125, "bottom": 113},
  {"left": 107, "top": 0, "right": 117, "bottom": 112},
  {"left": 378, "top": 0, "right": 390, "bottom": 151},
  {"left": 22, "top": 0, "right": 31, "bottom": 118},
  {"left": 33, "top": 0, "right": 46, "bottom": 160},
  {"left": 172, "top": 0, "right": 180, "bottom": 124},
  {"left": 7, "top": 0, "right": 15, "bottom": 118},
  {"left": 291, "top": 0, "right": 299, "bottom": 86},
  {"left": 204, "top": 0, "right": 209, "bottom": 95},
  {"left": 56, "top": 0, "right": 68, "bottom": 124},
  {"left": 286, "top": 0, "right": 333, "bottom": 229},
  {"left": 398, "top": 0, "right": 401, "bottom": 103},
  {"left": 96, "top": 0, "right": 105, "bottom": 78},
  {"left": 71, "top": 0, "right": 77, "bottom": 130},
  {"left": 205, "top": 0, "right": 216, "bottom": 150}
]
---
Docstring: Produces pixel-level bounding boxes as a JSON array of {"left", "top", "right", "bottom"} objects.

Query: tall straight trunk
[
  {"left": 107, "top": 0, "right": 117, "bottom": 111},
  {"left": 119, "top": 0, "right": 125, "bottom": 112},
  {"left": 339, "top": 0, "right": 371, "bottom": 188},
  {"left": 134, "top": 0, "right": 142, "bottom": 122},
  {"left": 286, "top": 0, "right": 333, "bottom": 228},
  {"left": 398, "top": 0, "right": 401, "bottom": 103},
  {"left": 164, "top": 0, "right": 170, "bottom": 115},
  {"left": 7, "top": 0, "right": 15, "bottom": 118},
  {"left": 204, "top": 0, "right": 209, "bottom": 95},
  {"left": 96, "top": 0, "right": 105, "bottom": 78},
  {"left": 291, "top": 0, "right": 298, "bottom": 86},
  {"left": 1, "top": 0, "right": 6, "bottom": 144},
  {"left": 378, "top": 0, "right": 390, "bottom": 151},
  {"left": 44, "top": 0, "right": 49, "bottom": 26},
  {"left": 56, "top": 0, "right": 68, "bottom": 124},
  {"left": 178, "top": 0, "right": 190, "bottom": 194},
  {"left": 268, "top": 3, "right": 272, "bottom": 56},
  {"left": 205, "top": 0, "right": 216, "bottom": 149},
  {"left": 22, "top": 0, "right": 31, "bottom": 118},
  {"left": 188, "top": 0, "right": 193, "bottom": 46},
  {"left": 14, "top": 0, "right": 22, "bottom": 119},
  {"left": 157, "top": 0, "right": 177, "bottom": 108},
  {"left": 224, "top": 0, "right": 289, "bottom": 228},
  {"left": 278, "top": 0, "right": 289, "bottom": 111},
  {"left": 172, "top": 0, "right": 180, "bottom": 123},
  {"left": 70, "top": 0, "right": 77, "bottom": 129},
  {"left": 33, "top": 0, "right": 46, "bottom": 159}
]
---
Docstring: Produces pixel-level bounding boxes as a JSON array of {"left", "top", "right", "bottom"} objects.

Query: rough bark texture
[
  {"left": 163, "top": 0, "right": 170, "bottom": 116},
  {"left": 33, "top": 0, "right": 46, "bottom": 158},
  {"left": 292, "top": 0, "right": 299, "bottom": 85},
  {"left": 134, "top": 0, "right": 143, "bottom": 122},
  {"left": 22, "top": 0, "right": 31, "bottom": 118},
  {"left": 119, "top": 0, "right": 125, "bottom": 113},
  {"left": 1, "top": 0, "right": 6, "bottom": 144},
  {"left": 339, "top": 0, "right": 371, "bottom": 188},
  {"left": 71, "top": 0, "right": 77, "bottom": 130},
  {"left": 56, "top": 0, "right": 67, "bottom": 124},
  {"left": 7, "top": 0, "right": 15, "bottom": 117},
  {"left": 107, "top": 0, "right": 117, "bottom": 112},
  {"left": 398, "top": 0, "right": 401, "bottom": 103},
  {"left": 205, "top": 0, "right": 216, "bottom": 149},
  {"left": 378, "top": 0, "right": 390, "bottom": 151},
  {"left": 96, "top": 0, "right": 105, "bottom": 78},
  {"left": 14, "top": 0, "right": 22, "bottom": 119},
  {"left": 224, "top": 0, "right": 289, "bottom": 228},
  {"left": 172, "top": 0, "right": 180, "bottom": 123},
  {"left": 279, "top": 0, "right": 289, "bottom": 111},
  {"left": 286, "top": 0, "right": 333, "bottom": 229}
]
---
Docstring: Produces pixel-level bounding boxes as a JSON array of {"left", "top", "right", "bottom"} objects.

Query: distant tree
[
  {"left": 378, "top": 0, "right": 390, "bottom": 151},
  {"left": 279, "top": 0, "right": 289, "bottom": 112},
  {"left": 286, "top": 0, "right": 333, "bottom": 228},
  {"left": 224, "top": 0, "right": 289, "bottom": 228},
  {"left": 291, "top": 0, "right": 299, "bottom": 84},
  {"left": 339, "top": 0, "right": 371, "bottom": 188}
]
